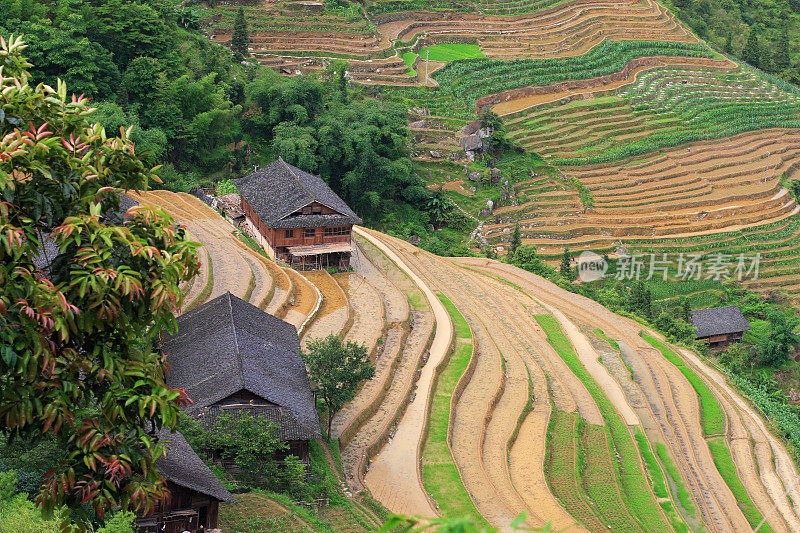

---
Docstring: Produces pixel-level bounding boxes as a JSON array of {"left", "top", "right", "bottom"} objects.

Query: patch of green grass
[
  {"left": 418, "top": 43, "right": 485, "bottom": 62},
  {"left": 593, "top": 327, "right": 620, "bottom": 351},
  {"left": 422, "top": 294, "right": 486, "bottom": 526},
  {"left": 401, "top": 51, "right": 418, "bottom": 75},
  {"left": 744, "top": 318, "right": 770, "bottom": 345},
  {"left": 633, "top": 429, "right": 668, "bottom": 499},
  {"left": 707, "top": 437, "right": 774, "bottom": 532},
  {"left": 656, "top": 442, "right": 696, "bottom": 517},
  {"left": 534, "top": 314, "right": 671, "bottom": 531},
  {"left": 641, "top": 333, "right": 725, "bottom": 436},
  {"left": 439, "top": 294, "right": 471, "bottom": 338}
]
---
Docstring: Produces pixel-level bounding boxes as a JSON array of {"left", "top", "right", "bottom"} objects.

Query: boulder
[
  {"left": 459, "top": 134, "right": 483, "bottom": 152},
  {"left": 409, "top": 120, "right": 427, "bottom": 129},
  {"left": 412, "top": 107, "right": 431, "bottom": 116},
  {"left": 429, "top": 150, "right": 443, "bottom": 159},
  {"left": 468, "top": 171, "right": 482, "bottom": 182},
  {"left": 486, "top": 199, "right": 494, "bottom": 210}
]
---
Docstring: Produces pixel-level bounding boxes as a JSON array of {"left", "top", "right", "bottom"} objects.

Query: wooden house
[
  {"left": 234, "top": 158, "right": 362, "bottom": 270},
  {"left": 136, "top": 429, "right": 234, "bottom": 533},
  {"left": 690, "top": 305, "right": 751, "bottom": 348},
  {"left": 160, "top": 292, "right": 321, "bottom": 462}
]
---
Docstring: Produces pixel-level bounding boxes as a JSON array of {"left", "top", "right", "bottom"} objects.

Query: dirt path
[
  {"left": 366, "top": 232, "right": 591, "bottom": 530},
  {"left": 355, "top": 227, "right": 452, "bottom": 518}
]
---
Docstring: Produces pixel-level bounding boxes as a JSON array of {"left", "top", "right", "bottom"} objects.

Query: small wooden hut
[
  {"left": 136, "top": 430, "right": 234, "bottom": 533},
  {"left": 690, "top": 305, "right": 751, "bottom": 348}
]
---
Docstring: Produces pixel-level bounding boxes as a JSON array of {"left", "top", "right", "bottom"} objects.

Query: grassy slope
[
  {"left": 422, "top": 294, "right": 488, "bottom": 526},
  {"left": 533, "top": 315, "right": 671, "bottom": 531}
]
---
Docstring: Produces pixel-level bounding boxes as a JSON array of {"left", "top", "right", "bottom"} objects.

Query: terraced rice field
[
  {"left": 502, "top": 64, "right": 800, "bottom": 163},
  {"left": 486, "top": 130, "right": 800, "bottom": 281},
  {"left": 133, "top": 188, "right": 800, "bottom": 531},
  {"left": 330, "top": 231, "right": 800, "bottom": 532},
  {"left": 193, "top": 0, "right": 800, "bottom": 528}
]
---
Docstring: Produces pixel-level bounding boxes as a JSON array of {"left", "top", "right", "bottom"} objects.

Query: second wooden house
[{"left": 234, "top": 158, "right": 362, "bottom": 270}]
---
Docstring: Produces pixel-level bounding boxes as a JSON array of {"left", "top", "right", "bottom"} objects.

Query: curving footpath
[{"left": 355, "top": 227, "right": 451, "bottom": 518}]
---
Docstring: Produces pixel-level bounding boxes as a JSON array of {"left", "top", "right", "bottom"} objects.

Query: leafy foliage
[
  {"left": 231, "top": 6, "right": 250, "bottom": 59},
  {"left": 301, "top": 335, "right": 375, "bottom": 437},
  {"left": 0, "top": 37, "right": 199, "bottom": 525}
]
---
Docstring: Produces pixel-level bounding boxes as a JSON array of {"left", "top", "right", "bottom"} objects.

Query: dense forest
[
  {"left": 665, "top": 0, "right": 800, "bottom": 82},
  {"left": 0, "top": 0, "right": 434, "bottom": 222}
]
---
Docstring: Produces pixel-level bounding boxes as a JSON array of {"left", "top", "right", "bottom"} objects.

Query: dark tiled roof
[
  {"left": 162, "top": 293, "right": 321, "bottom": 440},
  {"left": 155, "top": 428, "right": 235, "bottom": 503},
  {"left": 194, "top": 404, "right": 316, "bottom": 441},
  {"left": 233, "top": 158, "right": 361, "bottom": 229},
  {"left": 690, "top": 305, "right": 752, "bottom": 338}
]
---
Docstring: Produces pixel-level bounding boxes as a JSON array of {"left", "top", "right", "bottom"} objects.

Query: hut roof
[
  {"left": 155, "top": 428, "right": 235, "bottom": 503},
  {"left": 690, "top": 305, "right": 751, "bottom": 338},
  {"left": 161, "top": 292, "right": 321, "bottom": 441},
  {"left": 233, "top": 158, "right": 361, "bottom": 229}
]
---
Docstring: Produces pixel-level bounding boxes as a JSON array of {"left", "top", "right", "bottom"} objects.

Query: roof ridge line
[
  {"left": 227, "top": 292, "right": 246, "bottom": 391},
  {"left": 280, "top": 157, "right": 317, "bottom": 205}
]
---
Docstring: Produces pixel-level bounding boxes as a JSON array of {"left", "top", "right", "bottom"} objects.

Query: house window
[
  {"left": 285, "top": 229, "right": 294, "bottom": 238},
  {"left": 304, "top": 228, "right": 316, "bottom": 238},
  {"left": 324, "top": 227, "right": 348, "bottom": 236}
]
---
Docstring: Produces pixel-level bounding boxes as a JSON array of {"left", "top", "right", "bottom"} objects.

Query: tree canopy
[
  {"left": 301, "top": 335, "right": 375, "bottom": 438},
  {"left": 0, "top": 36, "right": 199, "bottom": 526}
]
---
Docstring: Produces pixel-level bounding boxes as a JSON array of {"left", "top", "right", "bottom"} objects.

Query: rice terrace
[{"left": 6, "top": 0, "right": 800, "bottom": 532}]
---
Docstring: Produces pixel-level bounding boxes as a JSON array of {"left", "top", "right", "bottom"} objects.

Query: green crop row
[
  {"left": 433, "top": 40, "right": 716, "bottom": 106},
  {"left": 640, "top": 333, "right": 725, "bottom": 436},
  {"left": 707, "top": 437, "right": 773, "bottom": 532},
  {"left": 422, "top": 294, "right": 486, "bottom": 527},
  {"left": 534, "top": 314, "right": 672, "bottom": 531}
]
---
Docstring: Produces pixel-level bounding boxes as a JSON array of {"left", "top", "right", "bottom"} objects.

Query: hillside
[
  {"left": 134, "top": 193, "right": 800, "bottom": 532},
  {"left": 190, "top": 0, "right": 800, "bottom": 531}
]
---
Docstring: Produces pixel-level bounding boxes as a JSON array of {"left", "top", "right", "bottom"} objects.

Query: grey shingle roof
[
  {"left": 161, "top": 292, "right": 321, "bottom": 441},
  {"left": 194, "top": 404, "right": 317, "bottom": 441},
  {"left": 690, "top": 305, "right": 752, "bottom": 338},
  {"left": 155, "top": 428, "right": 235, "bottom": 503},
  {"left": 233, "top": 158, "right": 362, "bottom": 229}
]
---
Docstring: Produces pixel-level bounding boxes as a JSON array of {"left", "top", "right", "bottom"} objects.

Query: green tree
[
  {"left": 333, "top": 59, "right": 348, "bottom": 103},
  {"left": 202, "top": 413, "right": 286, "bottom": 487},
  {"left": 743, "top": 29, "right": 762, "bottom": 69},
  {"left": 560, "top": 247, "right": 573, "bottom": 280},
  {"left": 510, "top": 221, "right": 521, "bottom": 256},
  {"left": 231, "top": 6, "right": 250, "bottom": 59},
  {"left": 511, "top": 245, "right": 555, "bottom": 277},
  {"left": 774, "top": 22, "right": 792, "bottom": 73},
  {"left": 758, "top": 310, "right": 799, "bottom": 366},
  {"left": 0, "top": 37, "right": 199, "bottom": 522},
  {"left": 721, "top": 343, "right": 755, "bottom": 375},
  {"left": 302, "top": 335, "right": 375, "bottom": 438},
  {"left": 680, "top": 297, "right": 692, "bottom": 322}
]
